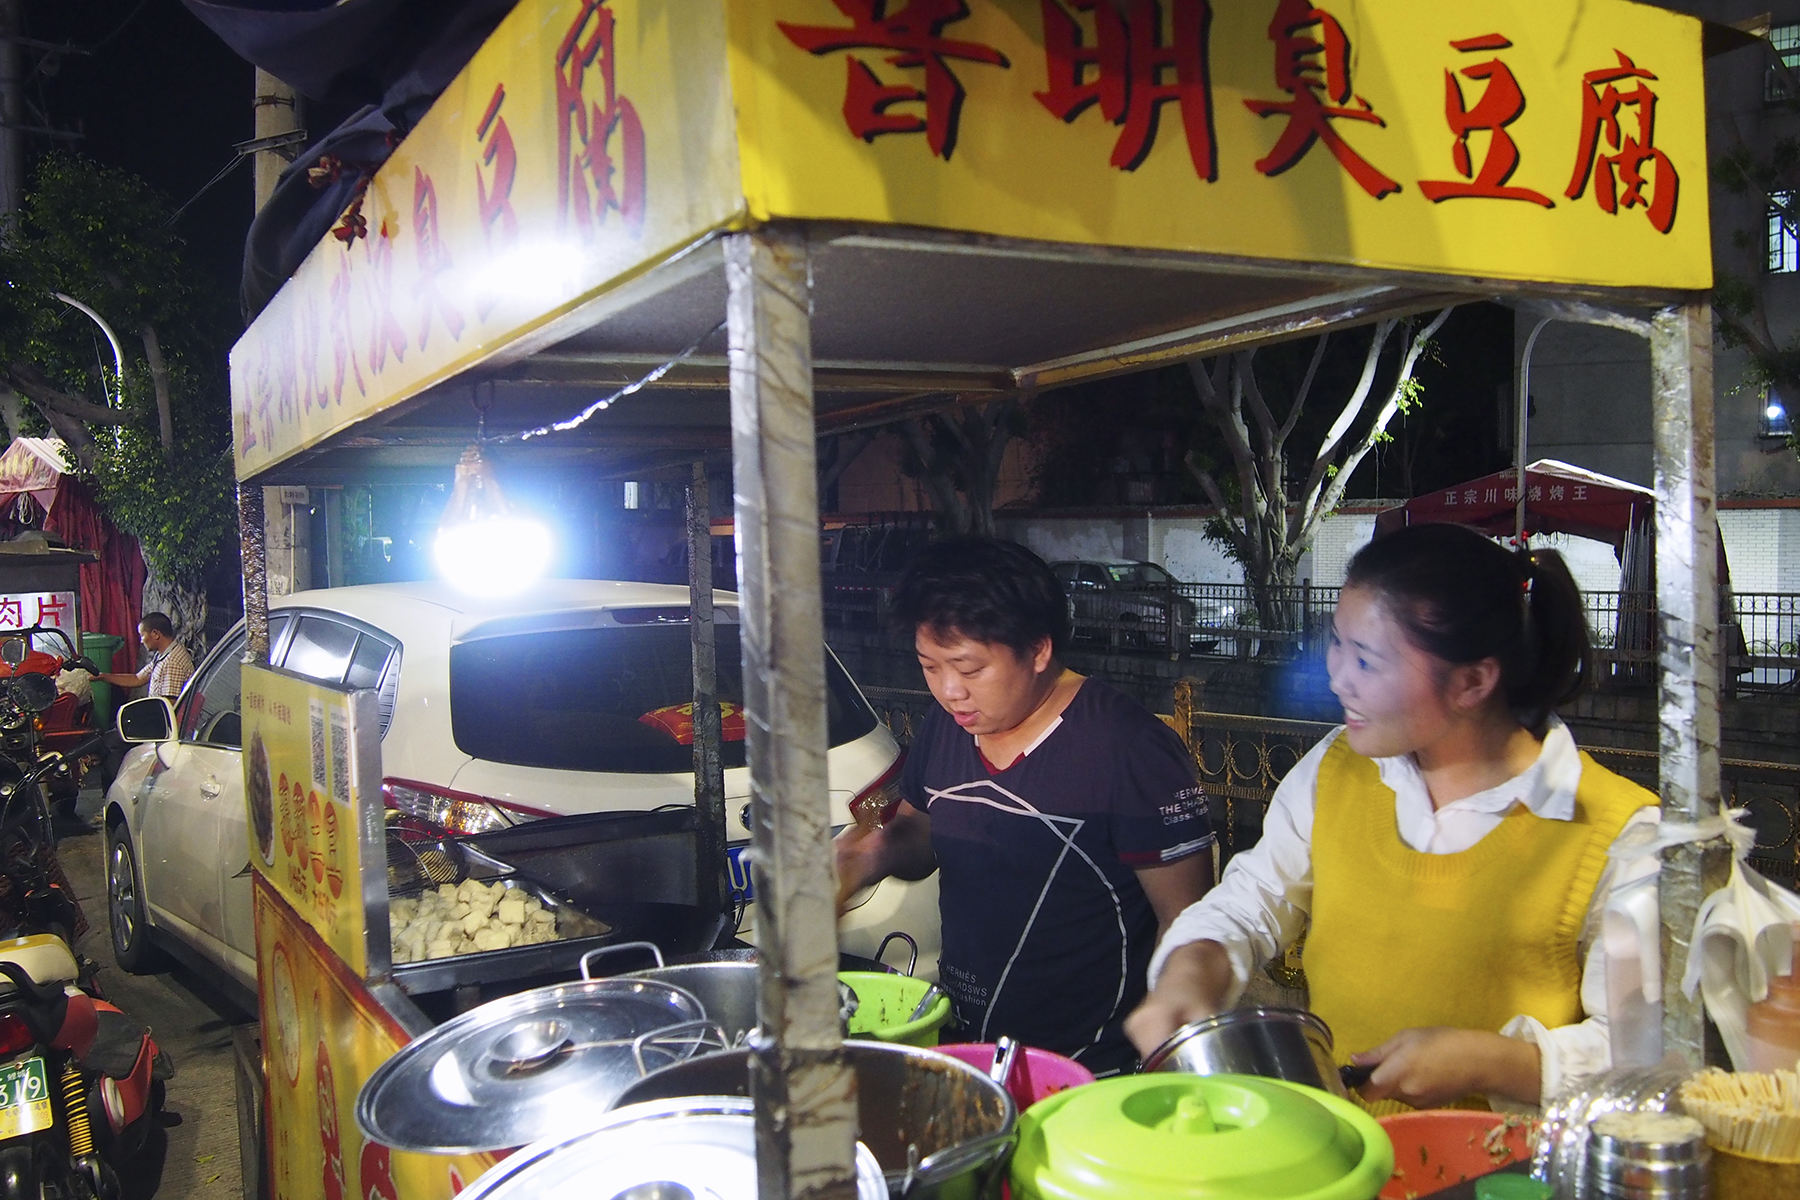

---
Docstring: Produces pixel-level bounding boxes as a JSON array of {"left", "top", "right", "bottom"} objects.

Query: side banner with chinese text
[
  {"left": 256, "top": 879, "right": 496, "bottom": 1200},
  {"left": 231, "top": 0, "right": 744, "bottom": 481},
  {"left": 242, "top": 666, "right": 383, "bottom": 979},
  {"left": 730, "top": 0, "right": 1709, "bottom": 292}
]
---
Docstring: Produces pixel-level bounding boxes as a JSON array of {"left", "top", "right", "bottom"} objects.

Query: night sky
[{"left": 23, "top": 1, "right": 254, "bottom": 299}]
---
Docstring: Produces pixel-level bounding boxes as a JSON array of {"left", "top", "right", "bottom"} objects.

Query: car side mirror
[
  {"left": 0, "top": 638, "right": 24, "bottom": 668},
  {"left": 117, "top": 696, "right": 176, "bottom": 743}
]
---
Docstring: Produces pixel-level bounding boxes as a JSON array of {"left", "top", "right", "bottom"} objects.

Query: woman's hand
[
  {"left": 1350, "top": 1027, "right": 1542, "bottom": 1109},
  {"left": 1124, "top": 940, "right": 1236, "bottom": 1058}
]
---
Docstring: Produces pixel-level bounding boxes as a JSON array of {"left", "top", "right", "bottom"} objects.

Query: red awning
[{"left": 1372, "top": 459, "right": 1652, "bottom": 551}]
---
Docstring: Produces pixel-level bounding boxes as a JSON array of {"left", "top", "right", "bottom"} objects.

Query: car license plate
[
  {"left": 726, "top": 845, "right": 754, "bottom": 902},
  {"left": 0, "top": 1058, "right": 52, "bottom": 1139}
]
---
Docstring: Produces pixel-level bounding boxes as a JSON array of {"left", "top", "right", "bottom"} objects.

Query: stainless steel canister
[
  {"left": 1585, "top": 1111, "right": 1712, "bottom": 1200},
  {"left": 1141, "top": 1007, "right": 1347, "bottom": 1097}
]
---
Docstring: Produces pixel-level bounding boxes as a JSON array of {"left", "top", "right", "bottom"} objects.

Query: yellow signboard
[
  {"left": 231, "top": 0, "right": 746, "bottom": 480},
  {"left": 730, "top": 0, "right": 1709, "bottom": 291},
  {"left": 233, "top": 0, "right": 1712, "bottom": 481},
  {"left": 242, "top": 666, "right": 380, "bottom": 978},
  {"left": 256, "top": 880, "right": 495, "bottom": 1200}
]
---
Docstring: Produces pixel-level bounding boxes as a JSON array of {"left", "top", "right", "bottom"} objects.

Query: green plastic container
[
  {"left": 1010, "top": 1073, "right": 1393, "bottom": 1200},
  {"left": 81, "top": 633, "right": 124, "bottom": 727},
  {"left": 839, "top": 971, "right": 951, "bottom": 1047}
]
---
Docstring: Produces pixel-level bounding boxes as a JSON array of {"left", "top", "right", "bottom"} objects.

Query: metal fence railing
[
  {"left": 838, "top": 582, "right": 1800, "bottom": 692},
  {"left": 863, "top": 680, "right": 1800, "bottom": 889}
]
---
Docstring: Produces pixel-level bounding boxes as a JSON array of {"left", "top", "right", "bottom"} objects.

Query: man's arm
[
  {"left": 833, "top": 800, "right": 936, "bottom": 914},
  {"left": 92, "top": 664, "right": 151, "bottom": 690},
  {"left": 1134, "top": 852, "right": 1215, "bottom": 943}
]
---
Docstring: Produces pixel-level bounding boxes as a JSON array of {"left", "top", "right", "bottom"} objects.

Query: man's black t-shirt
[{"left": 901, "top": 679, "right": 1213, "bottom": 1071}]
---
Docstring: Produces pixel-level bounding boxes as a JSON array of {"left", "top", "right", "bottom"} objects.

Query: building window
[
  {"left": 1769, "top": 23, "right": 1800, "bottom": 102},
  {"left": 1770, "top": 191, "right": 1800, "bottom": 273},
  {"left": 623, "top": 481, "right": 641, "bottom": 510},
  {"left": 1764, "top": 390, "right": 1794, "bottom": 439}
]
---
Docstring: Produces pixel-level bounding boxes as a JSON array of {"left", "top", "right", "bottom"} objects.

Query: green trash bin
[{"left": 81, "top": 633, "right": 125, "bottom": 729}]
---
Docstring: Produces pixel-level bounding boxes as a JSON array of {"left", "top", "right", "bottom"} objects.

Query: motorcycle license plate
[{"left": 0, "top": 1058, "right": 51, "bottom": 1139}]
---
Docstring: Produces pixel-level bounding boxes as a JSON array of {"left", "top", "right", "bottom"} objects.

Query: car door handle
[{"left": 200, "top": 777, "right": 223, "bottom": 798}]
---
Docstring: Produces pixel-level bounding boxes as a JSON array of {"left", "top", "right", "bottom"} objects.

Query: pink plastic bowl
[{"left": 933, "top": 1043, "right": 1096, "bottom": 1111}]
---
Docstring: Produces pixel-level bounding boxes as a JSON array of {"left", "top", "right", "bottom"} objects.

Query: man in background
[{"left": 93, "top": 613, "right": 193, "bottom": 701}]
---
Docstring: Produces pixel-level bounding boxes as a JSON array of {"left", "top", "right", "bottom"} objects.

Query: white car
[{"left": 101, "top": 580, "right": 937, "bottom": 996}]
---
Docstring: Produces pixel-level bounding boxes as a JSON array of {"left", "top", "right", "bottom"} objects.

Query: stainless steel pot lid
[
  {"left": 457, "top": 1097, "right": 888, "bottom": 1200},
  {"left": 355, "top": 977, "right": 707, "bottom": 1153}
]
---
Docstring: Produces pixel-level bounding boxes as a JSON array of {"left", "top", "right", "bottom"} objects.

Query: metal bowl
[
  {"left": 613, "top": 1039, "right": 1016, "bottom": 1200},
  {"left": 1141, "top": 1006, "right": 1346, "bottom": 1097}
]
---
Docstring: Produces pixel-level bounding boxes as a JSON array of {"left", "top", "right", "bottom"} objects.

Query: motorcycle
[
  {"left": 0, "top": 641, "right": 170, "bottom": 1199},
  {"left": 0, "top": 629, "right": 102, "bottom": 820}
]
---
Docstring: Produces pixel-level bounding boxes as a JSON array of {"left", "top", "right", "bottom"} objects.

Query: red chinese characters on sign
[
  {"left": 556, "top": 0, "right": 647, "bottom": 238},
  {"left": 362, "top": 218, "right": 408, "bottom": 376},
  {"left": 475, "top": 84, "right": 519, "bottom": 252},
  {"left": 33, "top": 595, "right": 68, "bottom": 630},
  {"left": 326, "top": 259, "right": 367, "bottom": 405},
  {"left": 1244, "top": 0, "right": 1400, "bottom": 198},
  {"left": 1565, "top": 50, "right": 1679, "bottom": 234},
  {"left": 1418, "top": 34, "right": 1551, "bottom": 207},
  {"left": 1035, "top": 0, "right": 1217, "bottom": 180},
  {"left": 411, "top": 168, "right": 466, "bottom": 352},
  {"left": 780, "top": 0, "right": 1010, "bottom": 160}
]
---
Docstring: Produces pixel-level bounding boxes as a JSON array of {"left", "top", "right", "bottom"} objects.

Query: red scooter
[{"left": 0, "top": 669, "right": 170, "bottom": 1199}]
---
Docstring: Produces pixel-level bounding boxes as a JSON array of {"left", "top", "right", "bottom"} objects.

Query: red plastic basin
[{"left": 1377, "top": 1110, "right": 1536, "bottom": 1200}]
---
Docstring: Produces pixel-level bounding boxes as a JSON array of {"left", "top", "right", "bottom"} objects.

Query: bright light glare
[
  {"left": 434, "top": 517, "right": 553, "bottom": 596},
  {"left": 1768, "top": 402, "right": 1787, "bottom": 421}
]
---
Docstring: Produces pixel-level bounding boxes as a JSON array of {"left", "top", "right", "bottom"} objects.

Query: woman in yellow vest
[{"left": 1125, "top": 523, "right": 1659, "bottom": 1112}]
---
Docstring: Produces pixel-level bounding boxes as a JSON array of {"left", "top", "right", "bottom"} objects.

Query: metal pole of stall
[
  {"left": 1649, "top": 298, "right": 1729, "bottom": 1068},
  {"left": 688, "top": 460, "right": 728, "bottom": 924},
  {"left": 724, "top": 228, "right": 858, "bottom": 1200},
  {"left": 238, "top": 483, "right": 270, "bottom": 663}
]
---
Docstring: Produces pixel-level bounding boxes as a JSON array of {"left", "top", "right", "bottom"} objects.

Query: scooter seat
[{"left": 0, "top": 934, "right": 79, "bottom": 988}]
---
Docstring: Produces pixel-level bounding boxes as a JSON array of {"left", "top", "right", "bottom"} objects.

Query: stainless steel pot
[
  {"left": 612, "top": 1039, "right": 1017, "bottom": 1200},
  {"left": 624, "top": 960, "right": 760, "bottom": 1045},
  {"left": 457, "top": 1096, "right": 888, "bottom": 1200},
  {"left": 1141, "top": 1006, "right": 1348, "bottom": 1097}
]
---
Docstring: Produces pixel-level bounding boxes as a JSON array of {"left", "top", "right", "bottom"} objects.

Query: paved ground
[{"left": 63, "top": 788, "right": 250, "bottom": 1200}]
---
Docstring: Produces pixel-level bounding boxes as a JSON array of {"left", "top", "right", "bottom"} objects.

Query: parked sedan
[
  {"left": 101, "top": 580, "right": 937, "bottom": 995},
  {"left": 1051, "top": 559, "right": 1237, "bottom": 652}
]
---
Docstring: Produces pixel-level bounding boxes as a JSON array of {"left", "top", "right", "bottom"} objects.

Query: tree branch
[
  {"left": 1300, "top": 307, "right": 1453, "bottom": 540},
  {"left": 0, "top": 361, "right": 132, "bottom": 427},
  {"left": 140, "top": 323, "right": 176, "bottom": 461}
]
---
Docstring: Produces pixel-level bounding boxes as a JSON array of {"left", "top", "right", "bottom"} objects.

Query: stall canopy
[
  {"left": 1373, "top": 459, "right": 1653, "bottom": 549},
  {"left": 0, "top": 438, "right": 146, "bottom": 669},
  {"left": 229, "top": 0, "right": 1713, "bottom": 488}
]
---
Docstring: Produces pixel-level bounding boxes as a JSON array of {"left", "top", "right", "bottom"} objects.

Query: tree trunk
[{"left": 141, "top": 573, "right": 209, "bottom": 660}]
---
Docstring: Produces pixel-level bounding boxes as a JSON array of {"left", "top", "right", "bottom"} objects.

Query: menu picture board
[{"left": 242, "top": 665, "right": 386, "bottom": 979}]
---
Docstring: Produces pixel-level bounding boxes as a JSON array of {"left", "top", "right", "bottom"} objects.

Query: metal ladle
[{"left": 988, "top": 1035, "right": 1021, "bottom": 1092}]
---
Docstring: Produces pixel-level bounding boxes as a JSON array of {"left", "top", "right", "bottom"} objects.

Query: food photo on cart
[{"left": 174, "top": 0, "right": 1795, "bottom": 1195}]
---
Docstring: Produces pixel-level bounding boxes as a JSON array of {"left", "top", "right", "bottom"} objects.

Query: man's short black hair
[
  {"left": 139, "top": 612, "right": 175, "bottom": 639},
  {"left": 888, "top": 535, "right": 1068, "bottom": 657}
]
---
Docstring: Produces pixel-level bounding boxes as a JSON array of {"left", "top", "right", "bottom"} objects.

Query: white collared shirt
[{"left": 1148, "top": 718, "right": 1659, "bottom": 1108}]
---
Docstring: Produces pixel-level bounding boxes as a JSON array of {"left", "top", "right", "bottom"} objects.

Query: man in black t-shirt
[{"left": 835, "top": 537, "right": 1214, "bottom": 1073}]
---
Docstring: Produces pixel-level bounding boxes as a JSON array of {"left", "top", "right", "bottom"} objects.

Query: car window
[
  {"left": 1080, "top": 564, "right": 1106, "bottom": 587},
  {"left": 281, "top": 615, "right": 362, "bottom": 684},
  {"left": 448, "top": 620, "right": 880, "bottom": 773},
  {"left": 176, "top": 614, "right": 292, "bottom": 747},
  {"left": 345, "top": 634, "right": 390, "bottom": 690}
]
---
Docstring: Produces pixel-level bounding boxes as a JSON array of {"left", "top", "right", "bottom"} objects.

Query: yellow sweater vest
[{"left": 1303, "top": 736, "right": 1654, "bottom": 1110}]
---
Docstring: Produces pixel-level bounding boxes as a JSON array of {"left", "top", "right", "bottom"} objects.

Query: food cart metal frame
[{"left": 225, "top": 3, "right": 1733, "bottom": 1196}]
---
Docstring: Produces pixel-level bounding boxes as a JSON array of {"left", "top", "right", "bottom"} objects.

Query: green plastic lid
[{"left": 1009, "top": 1073, "right": 1393, "bottom": 1200}]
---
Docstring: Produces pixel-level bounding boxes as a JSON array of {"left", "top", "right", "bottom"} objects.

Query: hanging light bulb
[{"left": 433, "top": 445, "right": 552, "bottom": 596}]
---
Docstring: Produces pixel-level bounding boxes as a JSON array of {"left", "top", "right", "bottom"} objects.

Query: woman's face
[
  {"left": 1325, "top": 585, "right": 1458, "bottom": 760},
  {"left": 915, "top": 626, "right": 1053, "bottom": 738}
]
